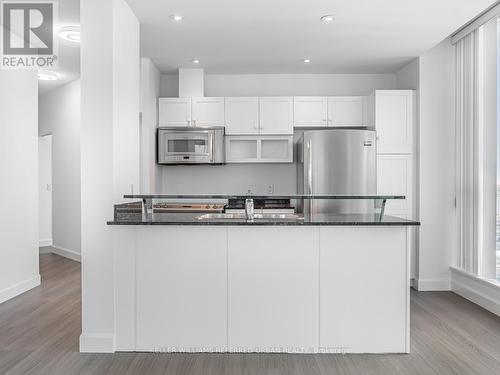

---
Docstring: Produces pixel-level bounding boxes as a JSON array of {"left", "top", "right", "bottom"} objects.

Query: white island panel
[
  {"left": 319, "top": 226, "right": 408, "bottom": 353},
  {"left": 116, "top": 224, "right": 411, "bottom": 353},
  {"left": 135, "top": 226, "right": 228, "bottom": 351},
  {"left": 227, "top": 226, "right": 319, "bottom": 352}
]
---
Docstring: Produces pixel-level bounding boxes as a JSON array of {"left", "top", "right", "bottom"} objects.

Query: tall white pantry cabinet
[{"left": 369, "top": 90, "right": 417, "bottom": 279}]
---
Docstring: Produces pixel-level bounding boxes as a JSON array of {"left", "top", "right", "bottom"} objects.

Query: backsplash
[{"left": 159, "top": 163, "right": 297, "bottom": 195}]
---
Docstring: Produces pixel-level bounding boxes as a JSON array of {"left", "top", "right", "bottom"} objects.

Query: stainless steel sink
[
  {"left": 196, "top": 213, "right": 304, "bottom": 220},
  {"left": 254, "top": 213, "right": 304, "bottom": 220},
  {"left": 196, "top": 213, "right": 246, "bottom": 220}
]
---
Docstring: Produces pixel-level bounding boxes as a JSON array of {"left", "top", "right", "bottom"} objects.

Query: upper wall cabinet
[
  {"left": 369, "top": 90, "right": 415, "bottom": 154},
  {"left": 259, "top": 97, "right": 294, "bottom": 135},
  {"left": 225, "top": 97, "right": 259, "bottom": 135},
  {"left": 225, "top": 96, "right": 294, "bottom": 135},
  {"left": 328, "top": 96, "right": 367, "bottom": 127},
  {"left": 158, "top": 97, "right": 225, "bottom": 127},
  {"left": 159, "top": 98, "right": 192, "bottom": 127},
  {"left": 191, "top": 97, "right": 225, "bottom": 127},
  {"left": 226, "top": 135, "right": 293, "bottom": 163},
  {"left": 293, "top": 97, "right": 328, "bottom": 127},
  {"left": 293, "top": 96, "right": 367, "bottom": 128}
]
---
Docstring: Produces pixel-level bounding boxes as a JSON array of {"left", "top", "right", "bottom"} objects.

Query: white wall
[
  {"left": 0, "top": 70, "right": 40, "bottom": 304},
  {"left": 396, "top": 59, "right": 420, "bottom": 90},
  {"left": 80, "top": 0, "right": 140, "bottom": 352},
  {"left": 161, "top": 73, "right": 397, "bottom": 97},
  {"left": 161, "top": 164, "right": 297, "bottom": 195},
  {"left": 38, "top": 135, "right": 53, "bottom": 247},
  {"left": 159, "top": 73, "right": 397, "bottom": 194},
  {"left": 417, "top": 38, "right": 456, "bottom": 290},
  {"left": 39, "top": 80, "right": 81, "bottom": 259}
]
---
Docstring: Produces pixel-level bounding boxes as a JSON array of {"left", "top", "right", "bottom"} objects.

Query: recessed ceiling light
[
  {"left": 192, "top": 59, "right": 200, "bottom": 64},
  {"left": 170, "top": 14, "right": 183, "bottom": 22},
  {"left": 320, "top": 15, "right": 335, "bottom": 23},
  {"left": 303, "top": 59, "right": 311, "bottom": 64},
  {"left": 58, "top": 25, "right": 80, "bottom": 42},
  {"left": 38, "top": 70, "right": 58, "bottom": 81}
]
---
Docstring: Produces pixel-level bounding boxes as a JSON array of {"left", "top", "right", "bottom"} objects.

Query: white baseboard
[
  {"left": 0, "top": 274, "right": 41, "bottom": 304},
  {"left": 51, "top": 245, "right": 81, "bottom": 262},
  {"left": 39, "top": 238, "right": 53, "bottom": 247},
  {"left": 80, "top": 333, "right": 115, "bottom": 353},
  {"left": 39, "top": 247, "right": 52, "bottom": 254},
  {"left": 450, "top": 267, "right": 500, "bottom": 316},
  {"left": 414, "top": 277, "right": 451, "bottom": 291}
]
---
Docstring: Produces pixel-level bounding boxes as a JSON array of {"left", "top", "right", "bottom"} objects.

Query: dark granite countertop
[
  {"left": 124, "top": 194, "right": 406, "bottom": 200},
  {"left": 108, "top": 212, "right": 420, "bottom": 226}
]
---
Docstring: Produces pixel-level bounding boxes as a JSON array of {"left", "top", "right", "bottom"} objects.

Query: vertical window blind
[
  {"left": 454, "top": 16, "right": 498, "bottom": 279},
  {"left": 455, "top": 30, "right": 480, "bottom": 274}
]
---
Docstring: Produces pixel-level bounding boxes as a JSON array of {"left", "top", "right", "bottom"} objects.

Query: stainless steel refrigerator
[{"left": 296, "top": 129, "right": 377, "bottom": 214}]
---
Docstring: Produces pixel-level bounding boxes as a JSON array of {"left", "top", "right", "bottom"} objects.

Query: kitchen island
[{"left": 109, "top": 195, "right": 419, "bottom": 354}]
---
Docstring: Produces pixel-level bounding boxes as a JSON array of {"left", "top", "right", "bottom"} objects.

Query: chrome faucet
[{"left": 245, "top": 198, "right": 254, "bottom": 220}]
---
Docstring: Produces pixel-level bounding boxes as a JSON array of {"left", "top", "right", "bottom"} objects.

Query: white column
[
  {"left": 418, "top": 39, "right": 456, "bottom": 290},
  {"left": 0, "top": 70, "right": 40, "bottom": 304},
  {"left": 80, "top": 0, "right": 140, "bottom": 353},
  {"left": 140, "top": 58, "right": 161, "bottom": 194}
]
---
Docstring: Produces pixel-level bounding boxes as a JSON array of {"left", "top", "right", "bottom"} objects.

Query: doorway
[{"left": 39, "top": 134, "right": 53, "bottom": 247}]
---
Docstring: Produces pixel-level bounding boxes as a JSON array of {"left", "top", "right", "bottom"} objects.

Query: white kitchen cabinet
[
  {"left": 259, "top": 97, "right": 294, "bottom": 135},
  {"left": 328, "top": 96, "right": 367, "bottom": 127},
  {"left": 224, "top": 97, "right": 259, "bottom": 135},
  {"left": 377, "top": 154, "right": 414, "bottom": 214},
  {"left": 319, "top": 226, "right": 409, "bottom": 353},
  {"left": 158, "top": 97, "right": 192, "bottom": 127},
  {"left": 135, "top": 227, "right": 228, "bottom": 351},
  {"left": 228, "top": 226, "right": 319, "bottom": 351},
  {"left": 225, "top": 137, "right": 258, "bottom": 162},
  {"left": 159, "top": 97, "right": 225, "bottom": 127},
  {"left": 293, "top": 96, "right": 367, "bottom": 128},
  {"left": 293, "top": 96, "right": 328, "bottom": 127},
  {"left": 370, "top": 90, "right": 415, "bottom": 153},
  {"left": 226, "top": 135, "right": 293, "bottom": 163},
  {"left": 191, "top": 97, "right": 225, "bottom": 126},
  {"left": 116, "top": 225, "right": 411, "bottom": 353},
  {"left": 377, "top": 152, "right": 416, "bottom": 280}
]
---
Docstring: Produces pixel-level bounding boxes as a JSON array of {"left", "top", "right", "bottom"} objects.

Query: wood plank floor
[{"left": 1, "top": 253, "right": 500, "bottom": 375}]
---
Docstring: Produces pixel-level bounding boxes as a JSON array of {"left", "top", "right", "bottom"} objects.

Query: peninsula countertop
[{"left": 108, "top": 211, "right": 420, "bottom": 226}]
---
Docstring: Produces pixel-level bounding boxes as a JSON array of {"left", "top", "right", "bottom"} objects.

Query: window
[{"left": 455, "top": 18, "right": 498, "bottom": 281}]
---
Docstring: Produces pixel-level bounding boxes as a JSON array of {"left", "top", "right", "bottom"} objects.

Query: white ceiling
[
  {"left": 38, "top": 0, "right": 80, "bottom": 95},
  {"left": 128, "top": 0, "right": 497, "bottom": 74}
]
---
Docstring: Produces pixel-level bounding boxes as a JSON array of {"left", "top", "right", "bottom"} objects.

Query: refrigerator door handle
[{"left": 307, "top": 139, "right": 313, "bottom": 195}]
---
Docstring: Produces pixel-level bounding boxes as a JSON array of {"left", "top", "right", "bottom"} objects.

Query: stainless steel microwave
[{"left": 157, "top": 127, "right": 225, "bottom": 165}]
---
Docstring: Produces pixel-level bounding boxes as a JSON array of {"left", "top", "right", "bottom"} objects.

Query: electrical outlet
[{"left": 267, "top": 184, "right": 274, "bottom": 194}]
